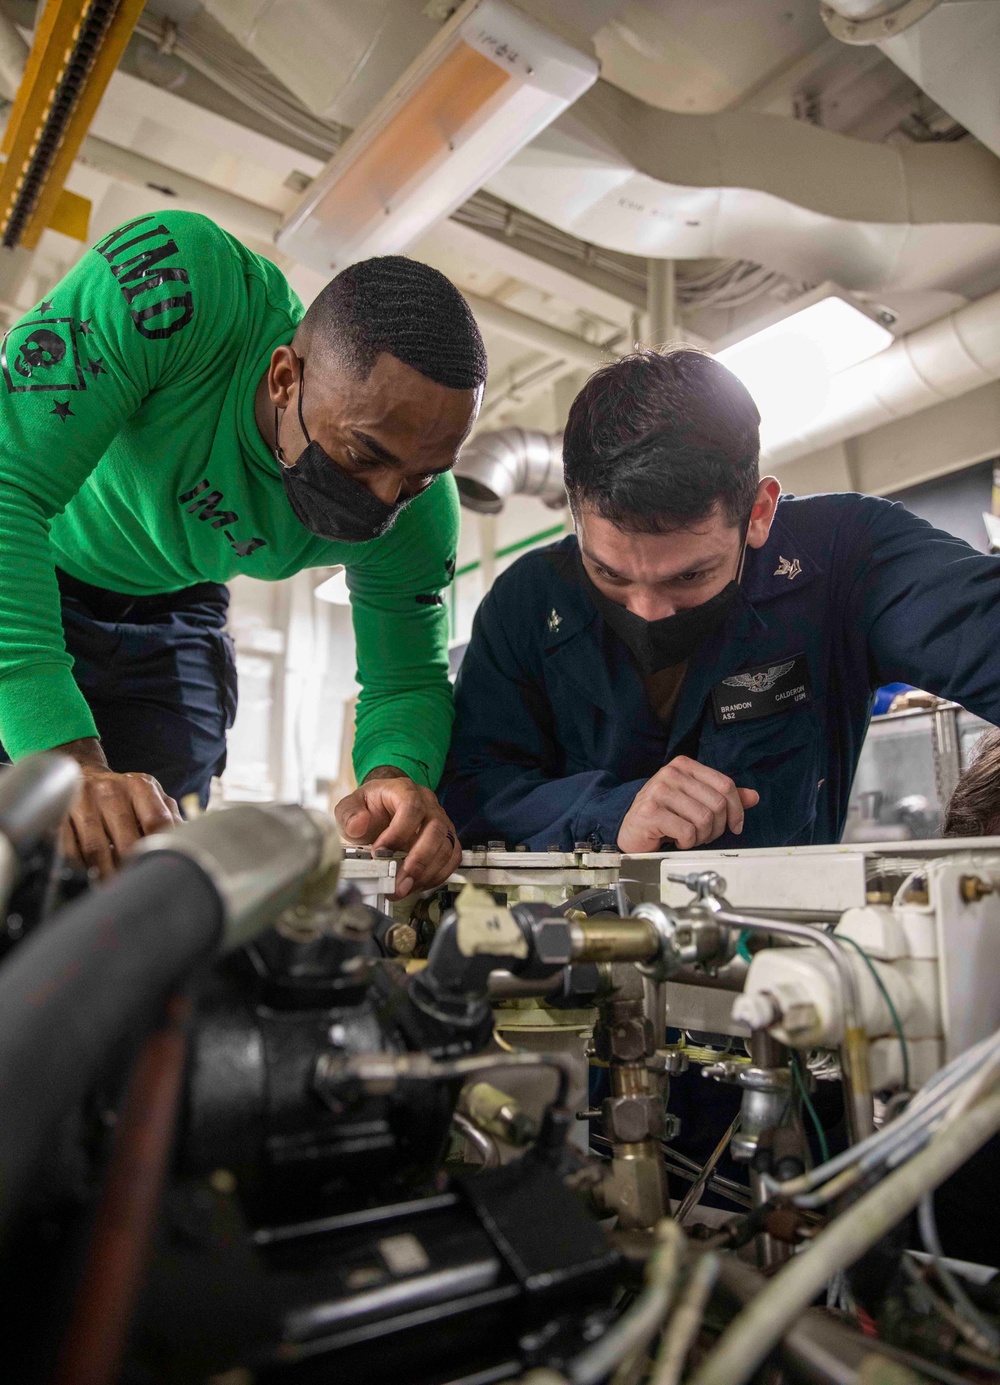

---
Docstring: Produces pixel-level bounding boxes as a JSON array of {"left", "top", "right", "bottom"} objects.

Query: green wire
[
  {"left": 838, "top": 933, "right": 911, "bottom": 1092},
  {"left": 791, "top": 1052, "right": 830, "bottom": 1165}
]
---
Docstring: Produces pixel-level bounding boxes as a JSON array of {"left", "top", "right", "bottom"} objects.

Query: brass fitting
[{"left": 960, "top": 874, "right": 995, "bottom": 904}]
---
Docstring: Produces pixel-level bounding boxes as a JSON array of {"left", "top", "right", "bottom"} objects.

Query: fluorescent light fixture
[
  {"left": 715, "top": 284, "right": 894, "bottom": 448},
  {"left": 276, "top": 0, "right": 598, "bottom": 274},
  {"left": 314, "top": 568, "right": 350, "bottom": 605}
]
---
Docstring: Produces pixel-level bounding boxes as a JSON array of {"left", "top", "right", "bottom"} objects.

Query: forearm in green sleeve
[
  {"left": 0, "top": 492, "right": 98, "bottom": 757},
  {"left": 346, "top": 474, "right": 459, "bottom": 790},
  {"left": 349, "top": 583, "right": 455, "bottom": 790},
  {"left": 352, "top": 675, "right": 455, "bottom": 789}
]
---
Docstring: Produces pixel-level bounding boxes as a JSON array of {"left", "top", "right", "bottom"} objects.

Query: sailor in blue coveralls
[{"left": 439, "top": 348, "right": 1000, "bottom": 1213}]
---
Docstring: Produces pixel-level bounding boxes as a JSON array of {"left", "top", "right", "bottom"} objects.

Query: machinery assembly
[{"left": 3, "top": 753, "right": 1000, "bottom": 1385}]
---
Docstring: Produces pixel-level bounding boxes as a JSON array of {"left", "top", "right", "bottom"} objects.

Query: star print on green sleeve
[{"left": 49, "top": 400, "right": 73, "bottom": 420}]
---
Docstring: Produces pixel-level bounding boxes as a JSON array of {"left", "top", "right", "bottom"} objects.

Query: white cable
[
  {"left": 778, "top": 1031, "right": 1000, "bottom": 1200},
  {"left": 918, "top": 1193, "right": 1000, "bottom": 1352},
  {"left": 569, "top": 1221, "right": 686, "bottom": 1385},
  {"left": 689, "top": 1086, "right": 1000, "bottom": 1385}
]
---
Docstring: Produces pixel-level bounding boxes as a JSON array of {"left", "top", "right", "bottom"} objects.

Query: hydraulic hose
[
  {"left": 0, "top": 803, "right": 341, "bottom": 1243},
  {"left": 0, "top": 851, "right": 222, "bottom": 1243},
  {"left": 690, "top": 1085, "right": 1000, "bottom": 1385}
]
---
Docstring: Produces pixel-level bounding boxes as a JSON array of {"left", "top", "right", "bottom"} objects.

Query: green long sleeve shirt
[{"left": 0, "top": 211, "right": 459, "bottom": 788}]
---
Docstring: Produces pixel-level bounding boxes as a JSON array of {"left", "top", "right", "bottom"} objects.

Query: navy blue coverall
[
  {"left": 441, "top": 491, "right": 1000, "bottom": 1241},
  {"left": 440, "top": 493, "right": 1000, "bottom": 851}
]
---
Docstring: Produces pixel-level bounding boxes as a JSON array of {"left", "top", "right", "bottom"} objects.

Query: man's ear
[
  {"left": 746, "top": 476, "right": 781, "bottom": 550},
  {"left": 268, "top": 344, "right": 300, "bottom": 409}
]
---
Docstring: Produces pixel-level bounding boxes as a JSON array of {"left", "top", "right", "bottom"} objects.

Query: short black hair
[
  {"left": 563, "top": 348, "right": 761, "bottom": 534},
  {"left": 300, "top": 255, "right": 487, "bottom": 390},
  {"left": 944, "top": 727, "right": 1000, "bottom": 837}
]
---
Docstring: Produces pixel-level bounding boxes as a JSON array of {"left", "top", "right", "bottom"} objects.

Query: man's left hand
[{"left": 334, "top": 767, "right": 462, "bottom": 897}]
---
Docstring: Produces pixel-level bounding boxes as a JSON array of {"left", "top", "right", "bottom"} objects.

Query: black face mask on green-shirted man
[{"left": 275, "top": 362, "right": 413, "bottom": 544}]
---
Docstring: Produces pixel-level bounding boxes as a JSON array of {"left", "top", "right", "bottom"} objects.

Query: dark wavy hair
[
  {"left": 563, "top": 347, "right": 761, "bottom": 533},
  {"left": 944, "top": 727, "right": 1000, "bottom": 837},
  {"left": 302, "top": 254, "right": 487, "bottom": 390}
]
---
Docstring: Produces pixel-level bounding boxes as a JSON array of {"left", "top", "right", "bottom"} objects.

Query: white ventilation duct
[
  {"left": 454, "top": 428, "right": 565, "bottom": 514},
  {"left": 458, "top": 293, "right": 1000, "bottom": 488},
  {"left": 487, "top": 80, "right": 1000, "bottom": 295},
  {"left": 821, "top": 0, "right": 1000, "bottom": 163},
  {"left": 763, "top": 286, "right": 1000, "bottom": 466}
]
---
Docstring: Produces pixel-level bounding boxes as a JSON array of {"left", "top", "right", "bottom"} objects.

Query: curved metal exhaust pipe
[{"left": 454, "top": 428, "right": 566, "bottom": 514}]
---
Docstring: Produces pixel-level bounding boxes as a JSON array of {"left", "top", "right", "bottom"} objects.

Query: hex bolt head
[
  {"left": 534, "top": 918, "right": 574, "bottom": 965},
  {"left": 385, "top": 923, "right": 418, "bottom": 956}
]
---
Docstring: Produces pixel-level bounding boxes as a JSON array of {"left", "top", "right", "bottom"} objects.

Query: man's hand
[
  {"left": 334, "top": 766, "right": 462, "bottom": 898},
  {"left": 617, "top": 756, "right": 759, "bottom": 853},
  {"left": 57, "top": 737, "right": 181, "bottom": 877}
]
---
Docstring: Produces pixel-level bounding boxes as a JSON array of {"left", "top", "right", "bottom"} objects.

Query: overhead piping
[
  {"left": 76, "top": 136, "right": 282, "bottom": 242},
  {"left": 465, "top": 291, "right": 619, "bottom": 372},
  {"left": 487, "top": 79, "right": 1000, "bottom": 294},
  {"left": 764, "top": 286, "right": 1000, "bottom": 467},
  {"left": 454, "top": 428, "right": 565, "bottom": 515},
  {"left": 821, "top": 0, "right": 1000, "bottom": 164}
]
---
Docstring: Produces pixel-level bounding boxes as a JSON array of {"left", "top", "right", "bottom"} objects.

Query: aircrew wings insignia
[{"left": 722, "top": 660, "right": 796, "bottom": 694}]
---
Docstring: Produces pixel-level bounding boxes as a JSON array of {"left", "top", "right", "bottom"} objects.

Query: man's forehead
[
  {"left": 310, "top": 357, "right": 480, "bottom": 462},
  {"left": 578, "top": 506, "right": 736, "bottom": 579}
]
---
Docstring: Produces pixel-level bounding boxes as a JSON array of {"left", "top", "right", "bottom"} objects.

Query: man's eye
[{"left": 676, "top": 570, "right": 708, "bottom": 583}]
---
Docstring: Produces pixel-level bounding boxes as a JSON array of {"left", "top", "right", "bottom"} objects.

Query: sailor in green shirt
[{"left": 0, "top": 210, "right": 486, "bottom": 891}]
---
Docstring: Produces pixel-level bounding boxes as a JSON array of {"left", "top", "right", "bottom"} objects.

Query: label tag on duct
[
  {"left": 455, "top": 883, "right": 529, "bottom": 959},
  {"left": 711, "top": 653, "right": 812, "bottom": 725}
]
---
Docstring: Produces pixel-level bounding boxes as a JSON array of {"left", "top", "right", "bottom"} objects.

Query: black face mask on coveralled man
[
  {"left": 275, "top": 361, "right": 411, "bottom": 544},
  {"left": 577, "top": 529, "right": 748, "bottom": 676}
]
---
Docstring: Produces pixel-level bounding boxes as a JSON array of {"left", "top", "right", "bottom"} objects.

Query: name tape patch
[{"left": 711, "top": 654, "right": 812, "bottom": 726}]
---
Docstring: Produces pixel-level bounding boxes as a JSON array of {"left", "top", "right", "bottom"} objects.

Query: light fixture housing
[
  {"left": 715, "top": 284, "right": 895, "bottom": 449},
  {"left": 276, "top": 0, "right": 598, "bottom": 274}
]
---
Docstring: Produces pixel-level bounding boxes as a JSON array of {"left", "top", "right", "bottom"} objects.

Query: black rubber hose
[
  {"left": 0, "top": 753, "right": 80, "bottom": 861},
  {"left": 0, "top": 852, "right": 223, "bottom": 1243}
]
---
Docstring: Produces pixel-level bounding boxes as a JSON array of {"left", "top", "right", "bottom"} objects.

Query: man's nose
[
  {"left": 627, "top": 589, "right": 676, "bottom": 621},
  {"left": 364, "top": 472, "right": 403, "bottom": 506}
]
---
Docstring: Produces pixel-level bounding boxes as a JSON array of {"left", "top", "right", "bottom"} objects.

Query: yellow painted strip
[
  {"left": 0, "top": 0, "right": 88, "bottom": 237},
  {"left": 23, "top": 0, "right": 146, "bottom": 248},
  {"left": 48, "top": 186, "right": 90, "bottom": 240}
]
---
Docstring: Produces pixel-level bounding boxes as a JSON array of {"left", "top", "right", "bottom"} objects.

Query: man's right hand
[
  {"left": 617, "top": 756, "right": 759, "bottom": 853},
  {"left": 57, "top": 738, "right": 181, "bottom": 877}
]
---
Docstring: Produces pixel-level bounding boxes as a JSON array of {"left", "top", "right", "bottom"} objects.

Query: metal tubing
[
  {"left": 675, "top": 1111, "right": 742, "bottom": 1226},
  {"left": 452, "top": 1111, "right": 501, "bottom": 1169},
  {"left": 0, "top": 752, "right": 80, "bottom": 861},
  {"left": 711, "top": 909, "right": 874, "bottom": 1143},
  {"left": 131, "top": 803, "right": 339, "bottom": 951},
  {"left": 78, "top": 136, "right": 282, "bottom": 242},
  {"left": 573, "top": 915, "right": 660, "bottom": 962},
  {"left": 465, "top": 291, "right": 616, "bottom": 371},
  {"left": 643, "top": 973, "right": 667, "bottom": 1042}
]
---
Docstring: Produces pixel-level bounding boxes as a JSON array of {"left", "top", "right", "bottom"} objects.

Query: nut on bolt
[
  {"left": 960, "top": 874, "right": 995, "bottom": 905},
  {"left": 603, "top": 1094, "right": 664, "bottom": 1143},
  {"left": 385, "top": 922, "right": 418, "bottom": 956},
  {"left": 533, "top": 917, "right": 575, "bottom": 965}
]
